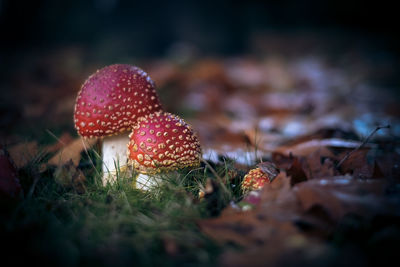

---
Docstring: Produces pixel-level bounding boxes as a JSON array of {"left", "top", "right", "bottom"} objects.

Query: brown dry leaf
[
  {"left": 8, "top": 141, "right": 39, "bottom": 168},
  {"left": 372, "top": 150, "right": 400, "bottom": 180},
  {"left": 281, "top": 128, "right": 360, "bottom": 148},
  {"left": 271, "top": 152, "right": 295, "bottom": 170},
  {"left": 258, "top": 172, "right": 293, "bottom": 203},
  {"left": 273, "top": 149, "right": 339, "bottom": 186},
  {"left": 294, "top": 176, "right": 399, "bottom": 221},
  {"left": 274, "top": 138, "right": 363, "bottom": 157},
  {"left": 44, "top": 132, "right": 74, "bottom": 154},
  {"left": 199, "top": 208, "right": 300, "bottom": 248},
  {"left": 337, "top": 148, "right": 371, "bottom": 177},
  {"left": 47, "top": 137, "right": 97, "bottom": 167},
  {"left": 303, "top": 149, "right": 338, "bottom": 179},
  {"left": 205, "top": 170, "right": 400, "bottom": 267},
  {"left": 257, "top": 161, "right": 280, "bottom": 182},
  {"left": 286, "top": 157, "right": 308, "bottom": 186}
]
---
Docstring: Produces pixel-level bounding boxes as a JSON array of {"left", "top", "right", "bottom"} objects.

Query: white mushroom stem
[
  {"left": 135, "top": 173, "right": 161, "bottom": 191},
  {"left": 102, "top": 132, "right": 130, "bottom": 185},
  {"left": 135, "top": 171, "right": 183, "bottom": 191}
]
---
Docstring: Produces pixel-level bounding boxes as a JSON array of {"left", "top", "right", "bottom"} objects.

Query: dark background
[{"left": 0, "top": 0, "right": 398, "bottom": 58}]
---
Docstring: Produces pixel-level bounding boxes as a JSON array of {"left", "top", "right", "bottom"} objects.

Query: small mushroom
[
  {"left": 127, "top": 111, "right": 201, "bottom": 190},
  {"left": 74, "top": 64, "right": 162, "bottom": 184},
  {"left": 241, "top": 167, "right": 270, "bottom": 192}
]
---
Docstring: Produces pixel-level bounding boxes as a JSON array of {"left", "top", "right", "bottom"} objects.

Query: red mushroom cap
[
  {"left": 74, "top": 64, "right": 162, "bottom": 138},
  {"left": 241, "top": 168, "right": 270, "bottom": 191},
  {"left": 127, "top": 112, "right": 201, "bottom": 174}
]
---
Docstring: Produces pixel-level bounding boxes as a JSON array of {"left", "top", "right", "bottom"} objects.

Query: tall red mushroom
[
  {"left": 74, "top": 64, "right": 162, "bottom": 184},
  {"left": 127, "top": 111, "right": 201, "bottom": 189}
]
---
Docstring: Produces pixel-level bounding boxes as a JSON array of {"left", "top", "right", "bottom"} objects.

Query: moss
[{"left": 0, "top": 145, "right": 241, "bottom": 266}]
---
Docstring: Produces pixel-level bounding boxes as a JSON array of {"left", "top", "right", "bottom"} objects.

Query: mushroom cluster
[{"left": 73, "top": 64, "right": 201, "bottom": 187}]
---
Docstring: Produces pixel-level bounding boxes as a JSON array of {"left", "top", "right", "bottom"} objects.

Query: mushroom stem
[
  {"left": 102, "top": 132, "right": 130, "bottom": 185},
  {"left": 135, "top": 173, "right": 161, "bottom": 190}
]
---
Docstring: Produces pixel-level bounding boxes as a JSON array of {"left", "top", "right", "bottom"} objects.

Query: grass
[{"left": 1, "top": 145, "right": 244, "bottom": 267}]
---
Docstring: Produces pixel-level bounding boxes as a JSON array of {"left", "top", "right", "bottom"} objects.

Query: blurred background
[
  {"left": 0, "top": 0, "right": 399, "bottom": 155},
  {"left": 1, "top": 0, "right": 398, "bottom": 56}
]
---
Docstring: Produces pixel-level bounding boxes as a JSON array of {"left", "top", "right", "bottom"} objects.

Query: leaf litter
[
  {"left": 0, "top": 39, "right": 399, "bottom": 266},
  {"left": 199, "top": 125, "right": 400, "bottom": 266}
]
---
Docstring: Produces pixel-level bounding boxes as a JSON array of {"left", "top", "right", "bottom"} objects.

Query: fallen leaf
[
  {"left": 281, "top": 128, "right": 360, "bottom": 148},
  {"left": 8, "top": 141, "right": 39, "bottom": 168},
  {"left": 373, "top": 149, "right": 400, "bottom": 180},
  {"left": 274, "top": 138, "right": 365, "bottom": 157},
  {"left": 44, "top": 132, "right": 74, "bottom": 154},
  {"left": 199, "top": 208, "right": 299, "bottom": 248},
  {"left": 294, "top": 177, "right": 400, "bottom": 221},
  {"left": 258, "top": 172, "right": 293, "bottom": 204},
  {"left": 337, "top": 149, "right": 371, "bottom": 177},
  {"left": 257, "top": 161, "right": 280, "bottom": 182},
  {"left": 286, "top": 157, "right": 308, "bottom": 186},
  {"left": 303, "top": 150, "right": 338, "bottom": 179},
  {"left": 47, "top": 137, "right": 97, "bottom": 167},
  {"left": 271, "top": 152, "right": 295, "bottom": 170}
]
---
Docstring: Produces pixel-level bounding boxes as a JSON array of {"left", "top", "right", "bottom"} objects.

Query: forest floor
[{"left": 1, "top": 34, "right": 400, "bottom": 266}]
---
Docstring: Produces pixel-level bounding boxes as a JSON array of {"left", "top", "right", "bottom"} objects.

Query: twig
[{"left": 336, "top": 124, "right": 390, "bottom": 169}]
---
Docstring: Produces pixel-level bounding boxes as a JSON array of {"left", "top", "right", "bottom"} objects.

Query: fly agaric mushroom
[
  {"left": 74, "top": 64, "right": 162, "bottom": 184},
  {"left": 127, "top": 111, "right": 201, "bottom": 190},
  {"left": 242, "top": 162, "right": 280, "bottom": 192},
  {"left": 241, "top": 167, "right": 270, "bottom": 192}
]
